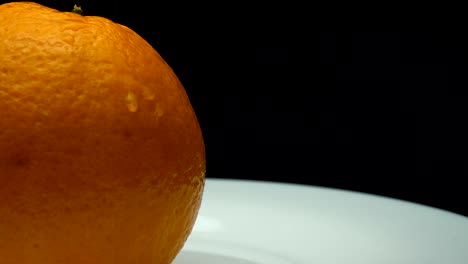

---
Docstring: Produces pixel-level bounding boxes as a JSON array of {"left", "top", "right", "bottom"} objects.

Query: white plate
[{"left": 173, "top": 178, "right": 468, "bottom": 264}]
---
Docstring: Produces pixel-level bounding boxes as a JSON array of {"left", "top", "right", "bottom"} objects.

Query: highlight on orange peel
[{"left": 0, "top": 2, "right": 206, "bottom": 263}]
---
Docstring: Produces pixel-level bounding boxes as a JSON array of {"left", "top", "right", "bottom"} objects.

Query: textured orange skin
[{"left": 0, "top": 2, "right": 205, "bottom": 264}]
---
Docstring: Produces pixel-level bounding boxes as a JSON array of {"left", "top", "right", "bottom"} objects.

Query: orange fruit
[{"left": 0, "top": 2, "right": 205, "bottom": 264}]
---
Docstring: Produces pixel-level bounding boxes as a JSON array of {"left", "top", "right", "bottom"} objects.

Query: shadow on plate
[{"left": 173, "top": 250, "right": 258, "bottom": 264}]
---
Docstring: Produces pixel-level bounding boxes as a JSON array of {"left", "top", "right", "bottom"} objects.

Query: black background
[{"left": 2, "top": 1, "right": 466, "bottom": 217}]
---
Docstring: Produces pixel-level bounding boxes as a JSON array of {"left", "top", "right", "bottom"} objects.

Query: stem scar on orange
[{"left": 0, "top": 2, "right": 205, "bottom": 264}]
